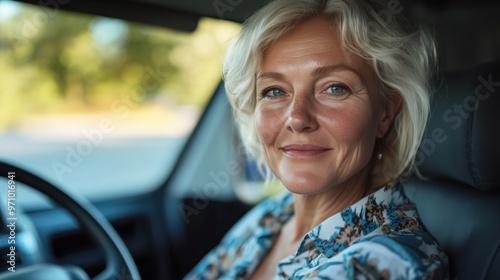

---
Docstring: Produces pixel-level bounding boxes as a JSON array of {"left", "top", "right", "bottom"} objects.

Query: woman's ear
[{"left": 377, "top": 92, "right": 402, "bottom": 138}]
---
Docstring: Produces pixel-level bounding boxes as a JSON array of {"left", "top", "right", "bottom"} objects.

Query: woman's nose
[{"left": 285, "top": 94, "right": 319, "bottom": 133}]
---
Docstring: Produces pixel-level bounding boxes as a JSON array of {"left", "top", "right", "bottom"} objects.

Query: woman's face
[{"left": 255, "top": 17, "right": 400, "bottom": 195}]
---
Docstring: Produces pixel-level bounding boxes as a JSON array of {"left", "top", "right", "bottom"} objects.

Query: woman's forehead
[{"left": 258, "top": 17, "right": 375, "bottom": 84}]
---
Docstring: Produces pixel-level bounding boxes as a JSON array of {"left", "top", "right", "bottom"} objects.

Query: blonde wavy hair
[{"left": 223, "top": 0, "right": 436, "bottom": 188}]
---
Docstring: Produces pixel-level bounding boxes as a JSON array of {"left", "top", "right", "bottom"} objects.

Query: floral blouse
[{"left": 185, "top": 182, "right": 449, "bottom": 279}]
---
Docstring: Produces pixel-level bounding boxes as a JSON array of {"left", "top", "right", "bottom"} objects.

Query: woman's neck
[{"left": 288, "top": 172, "right": 374, "bottom": 243}]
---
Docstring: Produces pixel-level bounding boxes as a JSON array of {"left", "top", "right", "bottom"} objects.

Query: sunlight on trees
[{"left": 0, "top": 2, "right": 240, "bottom": 132}]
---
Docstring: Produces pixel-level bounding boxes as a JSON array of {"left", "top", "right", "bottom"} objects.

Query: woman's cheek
[
  {"left": 331, "top": 104, "right": 376, "bottom": 142},
  {"left": 254, "top": 104, "right": 283, "bottom": 145}
]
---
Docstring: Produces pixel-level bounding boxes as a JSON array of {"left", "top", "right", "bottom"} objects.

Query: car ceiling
[
  {"left": 11, "top": 0, "right": 500, "bottom": 72},
  {"left": 12, "top": 0, "right": 271, "bottom": 30},
  {"left": 12, "top": 0, "right": 500, "bottom": 26}
]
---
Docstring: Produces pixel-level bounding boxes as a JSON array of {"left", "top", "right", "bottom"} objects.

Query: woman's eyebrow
[
  {"left": 313, "top": 64, "right": 361, "bottom": 77},
  {"left": 256, "top": 72, "right": 283, "bottom": 80},
  {"left": 256, "top": 64, "right": 361, "bottom": 80}
]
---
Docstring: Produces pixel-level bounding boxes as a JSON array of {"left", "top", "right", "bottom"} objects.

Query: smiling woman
[
  {"left": 254, "top": 17, "right": 399, "bottom": 197},
  {"left": 185, "top": 0, "right": 448, "bottom": 279}
]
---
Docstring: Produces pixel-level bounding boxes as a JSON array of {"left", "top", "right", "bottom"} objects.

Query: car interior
[{"left": 0, "top": 0, "right": 499, "bottom": 279}]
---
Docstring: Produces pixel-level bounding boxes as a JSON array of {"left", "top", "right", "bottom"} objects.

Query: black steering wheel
[{"left": 0, "top": 162, "right": 141, "bottom": 280}]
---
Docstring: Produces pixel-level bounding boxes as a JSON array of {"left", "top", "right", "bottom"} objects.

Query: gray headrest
[{"left": 416, "top": 61, "right": 500, "bottom": 192}]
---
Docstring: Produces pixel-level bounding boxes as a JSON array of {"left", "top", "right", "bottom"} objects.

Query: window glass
[{"left": 0, "top": 1, "right": 240, "bottom": 205}]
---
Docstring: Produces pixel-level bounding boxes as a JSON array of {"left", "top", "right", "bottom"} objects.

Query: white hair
[{"left": 223, "top": 0, "right": 436, "bottom": 187}]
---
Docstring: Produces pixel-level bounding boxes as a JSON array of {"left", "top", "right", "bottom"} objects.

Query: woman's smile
[{"left": 280, "top": 144, "right": 331, "bottom": 158}]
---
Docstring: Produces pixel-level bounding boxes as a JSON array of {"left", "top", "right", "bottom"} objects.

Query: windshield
[{"left": 0, "top": 1, "right": 240, "bottom": 205}]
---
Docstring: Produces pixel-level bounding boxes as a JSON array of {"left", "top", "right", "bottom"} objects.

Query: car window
[{"left": 0, "top": 1, "right": 240, "bottom": 206}]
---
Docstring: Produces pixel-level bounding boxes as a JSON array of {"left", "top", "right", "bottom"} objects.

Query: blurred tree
[
  {"left": 0, "top": 1, "right": 239, "bottom": 130},
  {"left": 0, "top": 3, "right": 180, "bottom": 103}
]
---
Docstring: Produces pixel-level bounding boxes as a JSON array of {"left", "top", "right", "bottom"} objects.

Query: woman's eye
[
  {"left": 325, "top": 84, "right": 350, "bottom": 98},
  {"left": 262, "top": 87, "right": 285, "bottom": 98}
]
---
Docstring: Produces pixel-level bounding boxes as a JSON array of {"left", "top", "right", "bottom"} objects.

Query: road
[{"left": 0, "top": 132, "right": 186, "bottom": 208}]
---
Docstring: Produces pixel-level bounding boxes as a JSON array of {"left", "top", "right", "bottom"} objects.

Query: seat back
[{"left": 403, "top": 61, "right": 500, "bottom": 280}]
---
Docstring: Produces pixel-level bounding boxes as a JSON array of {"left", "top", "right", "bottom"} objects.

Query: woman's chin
[{"left": 280, "top": 174, "right": 331, "bottom": 195}]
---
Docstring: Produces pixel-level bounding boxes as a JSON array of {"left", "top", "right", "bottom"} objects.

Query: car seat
[{"left": 404, "top": 60, "right": 500, "bottom": 280}]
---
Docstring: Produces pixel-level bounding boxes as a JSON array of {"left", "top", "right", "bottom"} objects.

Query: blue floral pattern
[{"left": 185, "top": 182, "right": 448, "bottom": 279}]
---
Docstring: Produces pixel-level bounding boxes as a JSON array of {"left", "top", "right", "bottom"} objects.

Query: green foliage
[{"left": 0, "top": 2, "right": 240, "bottom": 131}]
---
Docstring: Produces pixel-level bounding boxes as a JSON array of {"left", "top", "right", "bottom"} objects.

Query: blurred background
[{"left": 0, "top": 0, "right": 241, "bottom": 204}]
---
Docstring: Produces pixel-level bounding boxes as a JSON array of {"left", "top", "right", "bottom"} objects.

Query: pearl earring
[
  {"left": 376, "top": 140, "right": 383, "bottom": 160},
  {"left": 377, "top": 152, "right": 383, "bottom": 160}
]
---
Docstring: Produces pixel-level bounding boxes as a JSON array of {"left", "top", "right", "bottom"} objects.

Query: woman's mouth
[{"left": 280, "top": 144, "right": 331, "bottom": 158}]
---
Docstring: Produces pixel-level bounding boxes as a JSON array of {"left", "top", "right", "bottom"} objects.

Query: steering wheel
[{"left": 0, "top": 162, "right": 141, "bottom": 280}]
